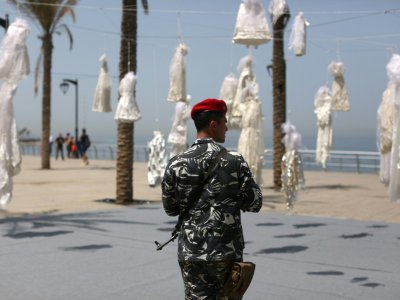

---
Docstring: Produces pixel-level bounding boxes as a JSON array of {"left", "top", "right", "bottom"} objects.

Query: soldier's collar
[{"left": 192, "top": 138, "right": 214, "bottom": 146}]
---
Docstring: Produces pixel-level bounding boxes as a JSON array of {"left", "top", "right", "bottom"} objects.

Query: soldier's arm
[
  {"left": 238, "top": 158, "right": 263, "bottom": 212},
  {"left": 161, "top": 166, "right": 179, "bottom": 216}
]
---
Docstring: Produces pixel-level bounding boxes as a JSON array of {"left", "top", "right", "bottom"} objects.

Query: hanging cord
[
  {"left": 16, "top": 2, "right": 21, "bottom": 16},
  {"left": 325, "top": 49, "right": 331, "bottom": 86},
  {"left": 177, "top": 12, "right": 184, "bottom": 43},
  {"left": 152, "top": 46, "right": 159, "bottom": 131},
  {"left": 336, "top": 39, "right": 341, "bottom": 61}
]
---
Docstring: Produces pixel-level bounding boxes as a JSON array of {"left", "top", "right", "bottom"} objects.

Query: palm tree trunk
[
  {"left": 116, "top": 0, "right": 137, "bottom": 204},
  {"left": 272, "top": 16, "right": 287, "bottom": 189},
  {"left": 41, "top": 33, "right": 52, "bottom": 170}
]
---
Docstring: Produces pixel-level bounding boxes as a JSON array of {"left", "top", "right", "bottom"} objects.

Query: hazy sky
[{"left": 1, "top": 0, "right": 399, "bottom": 150}]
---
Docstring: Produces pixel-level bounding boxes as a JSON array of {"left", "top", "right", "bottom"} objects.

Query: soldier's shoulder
[{"left": 225, "top": 150, "right": 245, "bottom": 160}]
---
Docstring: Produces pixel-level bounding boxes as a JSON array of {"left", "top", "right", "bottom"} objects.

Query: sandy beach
[{"left": 4, "top": 155, "right": 400, "bottom": 223}]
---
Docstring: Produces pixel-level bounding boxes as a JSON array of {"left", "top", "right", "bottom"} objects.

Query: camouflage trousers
[{"left": 178, "top": 260, "right": 238, "bottom": 300}]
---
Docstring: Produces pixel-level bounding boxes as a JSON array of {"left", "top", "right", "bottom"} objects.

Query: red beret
[{"left": 191, "top": 98, "right": 227, "bottom": 119}]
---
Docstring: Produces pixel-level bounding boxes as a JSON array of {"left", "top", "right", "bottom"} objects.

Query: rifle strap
[{"left": 174, "top": 147, "right": 228, "bottom": 232}]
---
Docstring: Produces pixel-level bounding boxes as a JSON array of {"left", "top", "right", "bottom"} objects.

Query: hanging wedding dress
[
  {"left": 268, "top": 0, "right": 290, "bottom": 25},
  {"left": 0, "top": 82, "right": 20, "bottom": 209},
  {"left": 0, "top": 17, "right": 30, "bottom": 82},
  {"left": 288, "top": 12, "right": 309, "bottom": 56},
  {"left": 114, "top": 71, "right": 141, "bottom": 123},
  {"left": 92, "top": 54, "right": 112, "bottom": 112},
  {"left": 386, "top": 54, "right": 400, "bottom": 203},
  {"left": 168, "top": 100, "right": 190, "bottom": 158},
  {"left": 237, "top": 81, "right": 264, "bottom": 185},
  {"left": 328, "top": 61, "right": 350, "bottom": 111},
  {"left": 167, "top": 43, "right": 188, "bottom": 102},
  {"left": 232, "top": 0, "right": 271, "bottom": 47},
  {"left": 377, "top": 83, "right": 395, "bottom": 185},
  {"left": 281, "top": 121, "right": 305, "bottom": 210},
  {"left": 219, "top": 73, "right": 238, "bottom": 128},
  {"left": 314, "top": 86, "right": 333, "bottom": 169},
  {"left": 231, "top": 55, "right": 256, "bottom": 130},
  {"left": 147, "top": 131, "right": 167, "bottom": 187},
  {"left": 0, "top": 17, "right": 30, "bottom": 210}
]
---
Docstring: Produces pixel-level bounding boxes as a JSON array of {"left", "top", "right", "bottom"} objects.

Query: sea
[{"left": 20, "top": 135, "right": 380, "bottom": 174}]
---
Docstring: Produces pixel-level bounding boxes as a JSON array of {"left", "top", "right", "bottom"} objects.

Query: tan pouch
[{"left": 223, "top": 261, "right": 255, "bottom": 299}]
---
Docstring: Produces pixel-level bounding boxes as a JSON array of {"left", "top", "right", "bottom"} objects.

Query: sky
[{"left": 1, "top": 0, "right": 399, "bottom": 151}]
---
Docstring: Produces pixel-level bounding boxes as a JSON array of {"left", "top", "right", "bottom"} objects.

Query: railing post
[
  {"left": 144, "top": 147, "right": 149, "bottom": 162},
  {"left": 93, "top": 146, "right": 98, "bottom": 160},
  {"left": 108, "top": 146, "right": 114, "bottom": 160},
  {"left": 355, "top": 154, "right": 360, "bottom": 173}
]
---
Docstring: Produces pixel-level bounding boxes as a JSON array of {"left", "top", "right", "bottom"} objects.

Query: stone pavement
[
  {"left": 0, "top": 155, "right": 399, "bottom": 300},
  {"left": 0, "top": 204, "right": 399, "bottom": 300}
]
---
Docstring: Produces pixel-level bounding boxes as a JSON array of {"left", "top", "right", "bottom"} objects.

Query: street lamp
[
  {"left": 60, "top": 78, "right": 79, "bottom": 144},
  {"left": 0, "top": 14, "right": 9, "bottom": 32}
]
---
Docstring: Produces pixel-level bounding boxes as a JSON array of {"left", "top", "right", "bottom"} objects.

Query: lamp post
[{"left": 60, "top": 78, "right": 79, "bottom": 144}]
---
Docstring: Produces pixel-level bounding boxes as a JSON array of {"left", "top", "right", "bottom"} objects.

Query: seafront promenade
[
  {"left": 1, "top": 155, "right": 400, "bottom": 300},
  {"left": 5, "top": 155, "right": 400, "bottom": 223}
]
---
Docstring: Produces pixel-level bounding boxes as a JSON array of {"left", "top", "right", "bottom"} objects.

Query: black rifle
[
  {"left": 155, "top": 148, "right": 227, "bottom": 251},
  {"left": 155, "top": 230, "right": 179, "bottom": 251}
]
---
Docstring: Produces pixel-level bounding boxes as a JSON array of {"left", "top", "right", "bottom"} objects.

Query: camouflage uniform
[{"left": 162, "top": 138, "right": 262, "bottom": 299}]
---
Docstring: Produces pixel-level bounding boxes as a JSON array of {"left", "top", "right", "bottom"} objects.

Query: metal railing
[
  {"left": 20, "top": 143, "right": 380, "bottom": 174},
  {"left": 262, "top": 149, "right": 380, "bottom": 173}
]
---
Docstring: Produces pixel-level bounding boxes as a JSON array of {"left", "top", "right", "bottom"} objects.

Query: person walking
[
  {"left": 161, "top": 98, "right": 263, "bottom": 299},
  {"left": 55, "top": 133, "right": 65, "bottom": 160},
  {"left": 65, "top": 133, "right": 72, "bottom": 158},
  {"left": 48, "top": 135, "right": 54, "bottom": 155},
  {"left": 79, "top": 128, "right": 91, "bottom": 165}
]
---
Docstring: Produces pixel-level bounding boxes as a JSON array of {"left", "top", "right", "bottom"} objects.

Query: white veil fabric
[
  {"left": 0, "top": 82, "right": 21, "bottom": 209},
  {"left": 167, "top": 43, "right": 188, "bottom": 102},
  {"left": 168, "top": 100, "right": 191, "bottom": 158},
  {"left": 328, "top": 61, "right": 350, "bottom": 112},
  {"left": 281, "top": 121, "right": 305, "bottom": 210},
  {"left": 288, "top": 12, "right": 309, "bottom": 56},
  {"left": 232, "top": 0, "right": 271, "bottom": 47},
  {"left": 0, "top": 17, "right": 30, "bottom": 83},
  {"left": 377, "top": 83, "right": 395, "bottom": 185},
  {"left": 147, "top": 131, "right": 167, "bottom": 187},
  {"left": 219, "top": 73, "right": 238, "bottom": 128},
  {"left": 386, "top": 54, "right": 400, "bottom": 203},
  {"left": 268, "top": 0, "right": 290, "bottom": 25},
  {"left": 92, "top": 54, "right": 112, "bottom": 113},
  {"left": 0, "top": 17, "right": 30, "bottom": 210},
  {"left": 314, "top": 86, "right": 333, "bottom": 169},
  {"left": 114, "top": 71, "right": 141, "bottom": 123},
  {"left": 237, "top": 81, "right": 264, "bottom": 185},
  {"left": 231, "top": 55, "right": 256, "bottom": 130}
]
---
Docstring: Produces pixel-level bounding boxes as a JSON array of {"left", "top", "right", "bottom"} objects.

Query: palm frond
[
  {"left": 141, "top": 0, "right": 149, "bottom": 15},
  {"left": 53, "top": 0, "right": 77, "bottom": 29},
  {"left": 56, "top": 23, "right": 73, "bottom": 50}
]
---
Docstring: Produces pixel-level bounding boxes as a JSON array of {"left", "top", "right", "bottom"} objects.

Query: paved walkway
[
  {"left": 5, "top": 155, "right": 400, "bottom": 223},
  {"left": 0, "top": 156, "right": 399, "bottom": 300}
]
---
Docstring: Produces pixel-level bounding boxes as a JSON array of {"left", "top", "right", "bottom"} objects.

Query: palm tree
[
  {"left": 8, "top": 0, "right": 77, "bottom": 169},
  {"left": 116, "top": 0, "right": 148, "bottom": 204},
  {"left": 271, "top": 10, "right": 290, "bottom": 189}
]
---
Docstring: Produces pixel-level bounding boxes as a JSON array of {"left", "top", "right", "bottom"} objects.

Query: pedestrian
[
  {"left": 65, "top": 133, "right": 72, "bottom": 158},
  {"left": 161, "top": 98, "right": 263, "bottom": 299},
  {"left": 79, "top": 128, "right": 91, "bottom": 165},
  {"left": 49, "top": 135, "right": 53, "bottom": 155},
  {"left": 69, "top": 137, "right": 78, "bottom": 158},
  {"left": 55, "top": 133, "right": 65, "bottom": 160}
]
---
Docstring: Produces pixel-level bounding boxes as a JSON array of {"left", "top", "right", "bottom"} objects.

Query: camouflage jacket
[{"left": 162, "top": 138, "right": 262, "bottom": 261}]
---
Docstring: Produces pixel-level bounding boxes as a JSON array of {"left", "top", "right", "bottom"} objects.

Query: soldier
[{"left": 162, "top": 98, "right": 262, "bottom": 299}]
